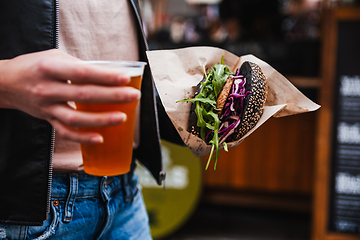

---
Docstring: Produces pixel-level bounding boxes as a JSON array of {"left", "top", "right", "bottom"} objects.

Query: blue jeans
[{"left": 0, "top": 172, "right": 152, "bottom": 240}]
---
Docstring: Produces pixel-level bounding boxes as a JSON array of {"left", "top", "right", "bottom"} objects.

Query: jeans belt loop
[
  {"left": 63, "top": 173, "right": 79, "bottom": 223},
  {"left": 121, "top": 173, "right": 134, "bottom": 203},
  {"left": 101, "top": 176, "right": 112, "bottom": 202}
]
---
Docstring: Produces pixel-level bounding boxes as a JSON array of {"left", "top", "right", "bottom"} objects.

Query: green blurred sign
[{"left": 135, "top": 140, "right": 202, "bottom": 239}]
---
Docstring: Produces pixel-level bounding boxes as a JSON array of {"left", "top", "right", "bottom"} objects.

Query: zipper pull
[{"left": 159, "top": 171, "right": 166, "bottom": 191}]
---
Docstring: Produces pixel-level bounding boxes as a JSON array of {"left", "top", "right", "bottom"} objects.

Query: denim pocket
[
  {"left": 0, "top": 202, "right": 59, "bottom": 240},
  {"left": 26, "top": 201, "right": 60, "bottom": 240},
  {"left": 0, "top": 224, "right": 27, "bottom": 240}
]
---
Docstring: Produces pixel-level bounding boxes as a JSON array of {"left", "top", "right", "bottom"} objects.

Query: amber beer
[{"left": 75, "top": 61, "right": 146, "bottom": 176}]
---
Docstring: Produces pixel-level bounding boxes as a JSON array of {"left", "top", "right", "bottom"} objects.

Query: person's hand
[{"left": 0, "top": 49, "right": 141, "bottom": 144}]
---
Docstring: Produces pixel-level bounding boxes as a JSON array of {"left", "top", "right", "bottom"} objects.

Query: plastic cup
[{"left": 75, "top": 61, "right": 146, "bottom": 176}]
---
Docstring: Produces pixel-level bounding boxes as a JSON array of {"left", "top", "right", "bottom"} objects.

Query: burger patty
[{"left": 216, "top": 76, "right": 234, "bottom": 115}]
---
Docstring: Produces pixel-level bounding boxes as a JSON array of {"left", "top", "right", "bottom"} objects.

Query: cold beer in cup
[{"left": 75, "top": 61, "right": 146, "bottom": 176}]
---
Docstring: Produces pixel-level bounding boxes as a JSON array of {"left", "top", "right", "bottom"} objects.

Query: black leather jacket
[{"left": 0, "top": 0, "right": 167, "bottom": 226}]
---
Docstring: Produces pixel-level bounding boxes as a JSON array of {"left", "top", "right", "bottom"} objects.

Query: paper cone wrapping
[{"left": 147, "top": 46, "right": 320, "bottom": 157}]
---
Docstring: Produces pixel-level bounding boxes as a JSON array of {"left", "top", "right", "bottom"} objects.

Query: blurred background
[{"left": 134, "top": 0, "right": 360, "bottom": 239}]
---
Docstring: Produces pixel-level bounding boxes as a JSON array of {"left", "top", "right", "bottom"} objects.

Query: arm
[{"left": 0, "top": 49, "right": 141, "bottom": 144}]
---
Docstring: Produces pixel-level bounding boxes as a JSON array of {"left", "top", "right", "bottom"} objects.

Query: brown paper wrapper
[{"left": 146, "top": 46, "right": 320, "bottom": 157}]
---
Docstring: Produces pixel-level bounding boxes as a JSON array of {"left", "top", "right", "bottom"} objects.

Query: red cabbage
[{"left": 217, "top": 70, "right": 251, "bottom": 143}]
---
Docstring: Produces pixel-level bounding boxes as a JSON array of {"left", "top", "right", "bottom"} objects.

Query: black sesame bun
[
  {"left": 188, "top": 61, "right": 267, "bottom": 143},
  {"left": 230, "top": 61, "right": 267, "bottom": 141}
]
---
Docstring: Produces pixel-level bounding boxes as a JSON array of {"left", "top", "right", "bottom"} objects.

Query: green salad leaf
[{"left": 177, "top": 57, "right": 234, "bottom": 170}]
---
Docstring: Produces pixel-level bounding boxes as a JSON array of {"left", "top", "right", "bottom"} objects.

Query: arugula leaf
[
  {"left": 206, "top": 110, "right": 221, "bottom": 170},
  {"left": 178, "top": 57, "right": 234, "bottom": 170},
  {"left": 212, "top": 64, "right": 228, "bottom": 97},
  {"left": 176, "top": 97, "right": 216, "bottom": 107}
]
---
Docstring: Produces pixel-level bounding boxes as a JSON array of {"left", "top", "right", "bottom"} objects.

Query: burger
[{"left": 178, "top": 57, "right": 268, "bottom": 169}]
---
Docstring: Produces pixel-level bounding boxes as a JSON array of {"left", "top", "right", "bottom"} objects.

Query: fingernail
[
  {"left": 119, "top": 74, "right": 130, "bottom": 84},
  {"left": 91, "top": 135, "right": 104, "bottom": 143},
  {"left": 112, "top": 112, "right": 127, "bottom": 123},
  {"left": 129, "top": 89, "right": 141, "bottom": 100}
]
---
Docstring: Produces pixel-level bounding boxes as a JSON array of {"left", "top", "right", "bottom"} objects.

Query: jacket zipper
[
  {"left": 55, "top": 0, "right": 60, "bottom": 49},
  {"left": 46, "top": 130, "right": 55, "bottom": 219},
  {"left": 46, "top": 0, "right": 59, "bottom": 219}
]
